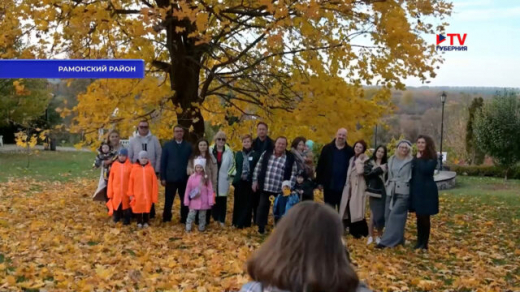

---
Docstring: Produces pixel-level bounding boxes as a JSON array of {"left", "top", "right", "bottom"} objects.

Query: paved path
[{"left": 0, "top": 144, "right": 92, "bottom": 153}]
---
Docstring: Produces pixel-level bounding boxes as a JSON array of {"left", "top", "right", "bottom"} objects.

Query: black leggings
[
  {"left": 416, "top": 215, "right": 431, "bottom": 248},
  {"left": 136, "top": 213, "right": 150, "bottom": 225}
]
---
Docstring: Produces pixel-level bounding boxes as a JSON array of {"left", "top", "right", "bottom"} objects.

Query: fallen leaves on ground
[{"left": 0, "top": 179, "right": 519, "bottom": 291}]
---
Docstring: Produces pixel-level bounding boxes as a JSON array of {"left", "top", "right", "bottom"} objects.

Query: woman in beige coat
[{"left": 339, "top": 140, "right": 369, "bottom": 238}]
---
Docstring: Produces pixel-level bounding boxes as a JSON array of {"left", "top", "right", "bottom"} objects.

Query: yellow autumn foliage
[{"left": 8, "top": 0, "right": 452, "bottom": 148}]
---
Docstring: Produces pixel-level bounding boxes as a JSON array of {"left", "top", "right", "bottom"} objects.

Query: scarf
[{"left": 241, "top": 148, "right": 253, "bottom": 181}]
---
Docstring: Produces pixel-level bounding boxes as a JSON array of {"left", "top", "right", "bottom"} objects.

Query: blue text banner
[{"left": 0, "top": 59, "right": 145, "bottom": 79}]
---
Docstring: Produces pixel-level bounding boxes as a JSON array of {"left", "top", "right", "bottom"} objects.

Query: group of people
[
  {"left": 93, "top": 121, "right": 316, "bottom": 233},
  {"left": 94, "top": 121, "right": 439, "bottom": 249},
  {"left": 316, "top": 129, "right": 440, "bottom": 250}
]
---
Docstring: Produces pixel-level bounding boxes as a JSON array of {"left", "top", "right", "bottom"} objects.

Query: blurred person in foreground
[{"left": 239, "top": 201, "right": 372, "bottom": 292}]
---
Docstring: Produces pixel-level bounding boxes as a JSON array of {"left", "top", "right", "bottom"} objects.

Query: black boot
[
  {"left": 414, "top": 217, "right": 423, "bottom": 249},
  {"left": 149, "top": 204, "right": 156, "bottom": 219},
  {"left": 123, "top": 209, "right": 131, "bottom": 225}
]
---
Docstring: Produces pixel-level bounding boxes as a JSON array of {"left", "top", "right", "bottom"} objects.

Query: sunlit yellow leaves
[
  {"left": 196, "top": 12, "right": 209, "bottom": 32},
  {"left": 14, "top": 131, "right": 38, "bottom": 148},
  {"left": 5, "top": 275, "right": 16, "bottom": 286},
  {"left": 95, "top": 266, "right": 115, "bottom": 280},
  {"left": 35, "top": 19, "right": 49, "bottom": 31}
]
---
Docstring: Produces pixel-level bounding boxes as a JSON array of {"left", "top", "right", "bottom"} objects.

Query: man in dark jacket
[
  {"left": 252, "top": 122, "right": 274, "bottom": 155},
  {"left": 252, "top": 137, "right": 298, "bottom": 234},
  {"left": 160, "top": 125, "right": 192, "bottom": 223},
  {"left": 316, "top": 128, "right": 354, "bottom": 211}
]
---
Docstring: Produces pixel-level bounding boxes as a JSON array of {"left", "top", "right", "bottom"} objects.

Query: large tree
[
  {"left": 9, "top": 0, "right": 452, "bottom": 145},
  {"left": 474, "top": 90, "right": 520, "bottom": 179},
  {"left": 0, "top": 79, "right": 52, "bottom": 128}
]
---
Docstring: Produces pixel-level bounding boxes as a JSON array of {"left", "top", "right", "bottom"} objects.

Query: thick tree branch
[
  {"left": 213, "top": 33, "right": 266, "bottom": 69},
  {"left": 151, "top": 60, "right": 171, "bottom": 73},
  {"left": 220, "top": 7, "right": 270, "bottom": 17}
]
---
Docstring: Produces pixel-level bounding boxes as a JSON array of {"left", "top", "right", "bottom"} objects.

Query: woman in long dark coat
[{"left": 410, "top": 135, "right": 439, "bottom": 250}]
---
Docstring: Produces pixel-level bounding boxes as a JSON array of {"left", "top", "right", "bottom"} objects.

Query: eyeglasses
[
  {"left": 217, "top": 138, "right": 226, "bottom": 141},
  {"left": 139, "top": 126, "right": 149, "bottom": 129}
]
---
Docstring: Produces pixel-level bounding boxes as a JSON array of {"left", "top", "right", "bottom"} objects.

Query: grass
[
  {"left": 445, "top": 176, "right": 520, "bottom": 209},
  {"left": 0, "top": 150, "right": 97, "bottom": 182},
  {"left": 449, "top": 175, "right": 520, "bottom": 196},
  {"left": 441, "top": 176, "right": 520, "bottom": 230}
]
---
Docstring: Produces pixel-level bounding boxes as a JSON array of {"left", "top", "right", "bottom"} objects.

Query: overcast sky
[{"left": 405, "top": 0, "right": 520, "bottom": 88}]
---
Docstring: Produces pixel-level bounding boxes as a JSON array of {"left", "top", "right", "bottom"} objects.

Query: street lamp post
[
  {"left": 439, "top": 92, "right": 447, "bottom": 171},
  {"left": 374, "top": 124, "right": 378, "bottom": 147}
]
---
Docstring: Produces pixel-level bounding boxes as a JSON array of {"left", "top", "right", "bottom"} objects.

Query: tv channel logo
[{"left": 436, "top": 33, "right": 467, "bottom": 51}]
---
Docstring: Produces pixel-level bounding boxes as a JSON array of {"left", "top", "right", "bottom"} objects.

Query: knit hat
[
  {"left": 396, "top": 139, "right": 412, "bottom": 148},
  {"left": 194, "top": 158, "right": 206, "bottom": 171},
  {"left": 138, "top": 150, "right": 148, "bottom": 160},
  {"left": 119, "top": 148, "right": 128, "bottom": 156},
  {"left": 282, "top": 180, "right": 291, "bottom": 189}
]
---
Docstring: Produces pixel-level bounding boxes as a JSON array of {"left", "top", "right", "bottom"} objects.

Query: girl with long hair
[{"left": 364, "top": 145, "right": 388, "bottom": 245}]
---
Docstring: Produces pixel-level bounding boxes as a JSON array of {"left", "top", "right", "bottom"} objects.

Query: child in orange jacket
[
  {"left": 106, "top": 148, "right": 133, "bottom": 225},
  {"left": 127, "top": 151, "right": 158, "bottom": 228}
]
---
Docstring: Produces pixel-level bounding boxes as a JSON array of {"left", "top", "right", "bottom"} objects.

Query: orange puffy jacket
[
  {"left": 106, "top": 159, "right": 132, "bottom": 215},
  {"left": 127, "top": 162, "right": 158, "bottom": 214}
]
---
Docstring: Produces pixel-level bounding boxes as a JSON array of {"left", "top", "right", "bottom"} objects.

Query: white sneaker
[
  {"left": 137, "top": 223, "right": 143, "bottom": 229},
  {"left": 367, "top": 236, "right": 374, "bottom": 245},
  {"left": 376, "top": 237, "right": 381, "bottom": 244},
  {"left": 143, "top": 223, "right": 149, "bottom": 228}
]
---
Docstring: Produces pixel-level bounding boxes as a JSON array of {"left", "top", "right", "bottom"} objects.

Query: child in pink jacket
[{"left": 184, "top": 158, "right": 215, "bottom": 232}]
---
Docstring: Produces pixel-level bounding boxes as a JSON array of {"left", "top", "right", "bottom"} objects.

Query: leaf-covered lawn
[{"left": 0, "top": 176, "right": 519, "bottom": 291}]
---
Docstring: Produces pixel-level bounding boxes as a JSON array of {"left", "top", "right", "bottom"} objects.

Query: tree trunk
[
  {"left": 167, "top": 18, "right": 206, "bottom": 144},
  {"left": 176, "top": 106, "right": 205, "bottom": 144},
  {"left": 170, "top": 60, "right": 205, "bottom": 144}
]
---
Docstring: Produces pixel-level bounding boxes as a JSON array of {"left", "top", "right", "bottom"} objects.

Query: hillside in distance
[{"left": 370, "top": 86, "right": 517, "bottom": 158}]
